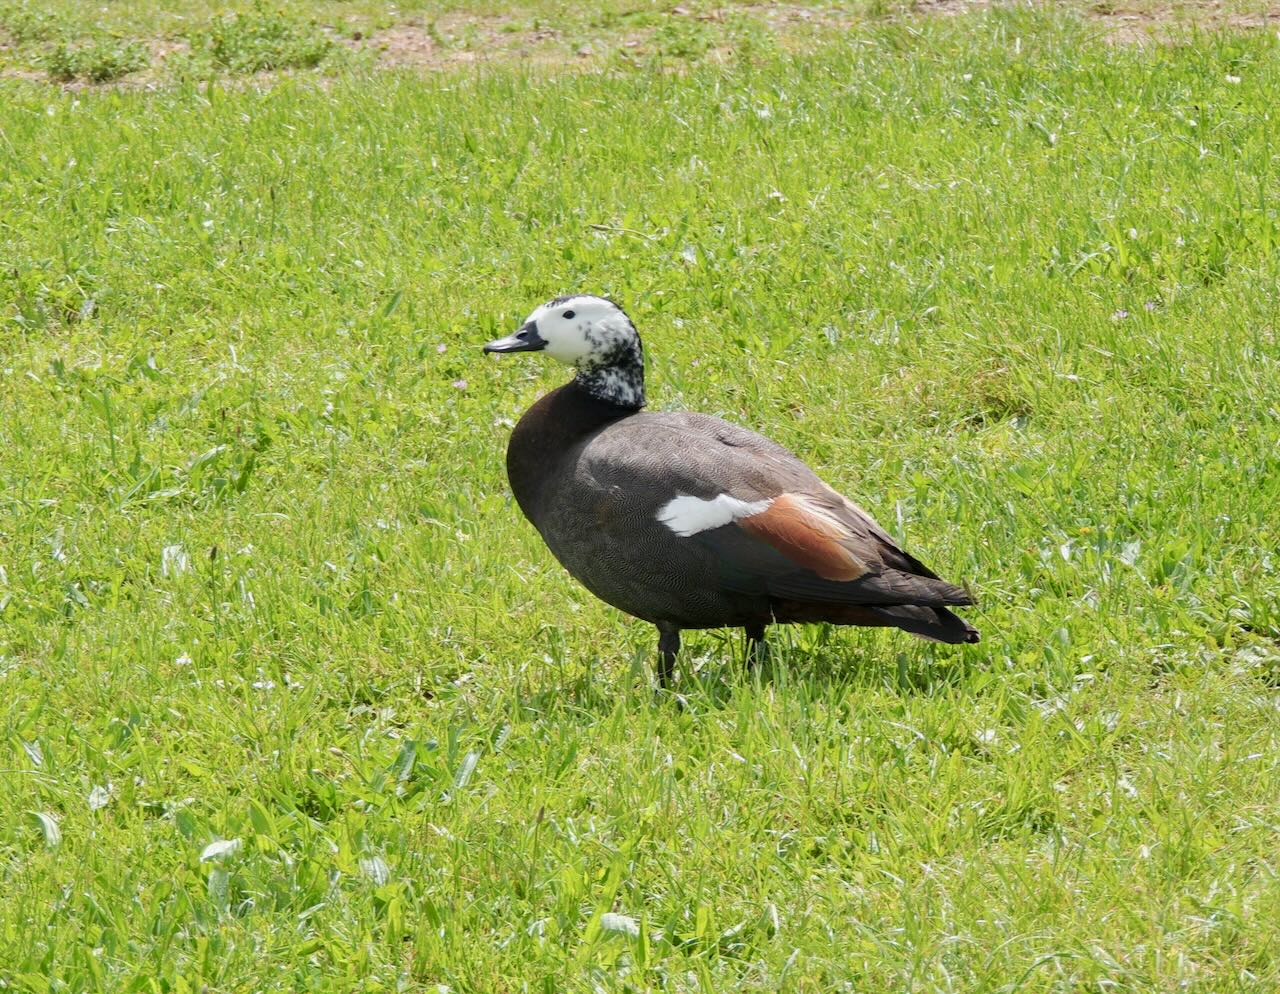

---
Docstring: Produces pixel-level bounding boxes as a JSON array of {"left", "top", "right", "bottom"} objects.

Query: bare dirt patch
[
  {"left": 1088, "top": 3, "right": 1278, "bottom": 43},
  {"left": 352, "top": 0, "right": 1280, "bottom": 74},
  {"left": 347, "top": 14, "right": 573, "bottom": 71},
  {"left": 5, "top": 1, "right": 1279, "bottom": 87},
  {"left": 911, "top": 0, "right": 994, "bottom": 15}
]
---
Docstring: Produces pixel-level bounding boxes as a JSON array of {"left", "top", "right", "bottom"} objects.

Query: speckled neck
[{"left": 574, "top": 340, "right": 646, "bottom": 410}]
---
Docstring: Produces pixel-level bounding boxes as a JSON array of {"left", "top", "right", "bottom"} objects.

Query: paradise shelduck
[{"left": 484, "top": 294, "right": 978, "bottom": 686}]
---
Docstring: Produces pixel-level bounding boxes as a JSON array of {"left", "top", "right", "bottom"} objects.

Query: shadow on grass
[{"left": 510, "top": 623, "right": 992, "bottom": 719}]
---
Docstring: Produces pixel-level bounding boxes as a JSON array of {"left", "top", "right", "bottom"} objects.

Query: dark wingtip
[{"left": 922, "top": 606, "right": 979, "bottom": 644}]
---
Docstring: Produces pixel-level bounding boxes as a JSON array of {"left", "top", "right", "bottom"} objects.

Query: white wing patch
[{"left": 656, "top": 494, "right": 773, "bottom": 537}]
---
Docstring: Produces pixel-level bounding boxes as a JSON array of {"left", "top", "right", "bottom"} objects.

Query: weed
[
  {"left": 0, "top": 0, "right": 61, "bottom": 44},
  {"left": 39, "top": 35, "right": 149, "bottom": 82},
  {"left": 725, "top": 13, "right": 779, "bottom": 62},
  {"left": 652, "top": 17, "right": 715, "bottom": 59},
  {"left": 191, "top": 1, "right": 332, "bottom": 73}
]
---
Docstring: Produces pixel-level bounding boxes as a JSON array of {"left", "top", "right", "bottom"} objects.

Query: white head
[{"left": 484, "top": 294, "right": 646, "bottom": 409}]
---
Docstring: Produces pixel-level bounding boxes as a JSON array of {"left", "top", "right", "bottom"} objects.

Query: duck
[{"left": 484, "top": 294, "right": 978, "bottom": 686}]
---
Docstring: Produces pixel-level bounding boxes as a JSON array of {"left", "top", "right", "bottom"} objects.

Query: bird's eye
[{"left": 563, "top": 310, "right": 575, "bottom": 320}]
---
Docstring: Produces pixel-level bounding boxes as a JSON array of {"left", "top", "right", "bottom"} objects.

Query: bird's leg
[
  {"left": 745, "top": 623, "right": 769, "bottom": 669},
  {"left": 656, "top": 624, "right": 681, "bottom": 689}
]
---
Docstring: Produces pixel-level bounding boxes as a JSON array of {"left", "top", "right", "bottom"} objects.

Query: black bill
[{"left": 483, "top": 320, "right": 545, "bottom": 353}]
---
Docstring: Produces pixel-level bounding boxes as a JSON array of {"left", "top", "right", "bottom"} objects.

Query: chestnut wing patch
[{"left": 736, "top": 493, "right": 869, "bottom": 581}]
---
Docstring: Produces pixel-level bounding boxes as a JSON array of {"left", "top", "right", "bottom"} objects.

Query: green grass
[{"left": 2, "top": 6, "right": 1280, "bottom": 991}]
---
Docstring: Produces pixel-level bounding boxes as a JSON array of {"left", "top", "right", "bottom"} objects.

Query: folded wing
[
  {"left": 664, "top": 488, "right": 973, "bottom": 608},
  {"left": 588, "top": 412, "right": 974, "bottom": 614}
]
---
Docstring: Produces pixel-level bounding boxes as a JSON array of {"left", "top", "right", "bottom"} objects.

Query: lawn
[{"left": 2, "top": 3, "right": 1280, "bottom": 991}]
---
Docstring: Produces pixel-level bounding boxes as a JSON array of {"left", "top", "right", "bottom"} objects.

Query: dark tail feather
[
  {"left": 872, "top": 604, "right": 980, "bottom": 644},
  {"left": 773, "top": 601, "right": 980, "bottom": 643}
]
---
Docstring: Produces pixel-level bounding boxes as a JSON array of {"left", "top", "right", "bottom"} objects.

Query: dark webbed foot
[
  {"left": 656, "top": 624, "right": 681, "bottom": 688},
  {"left": 745, "top": 623, "right": 769, "bottom": 669}
]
